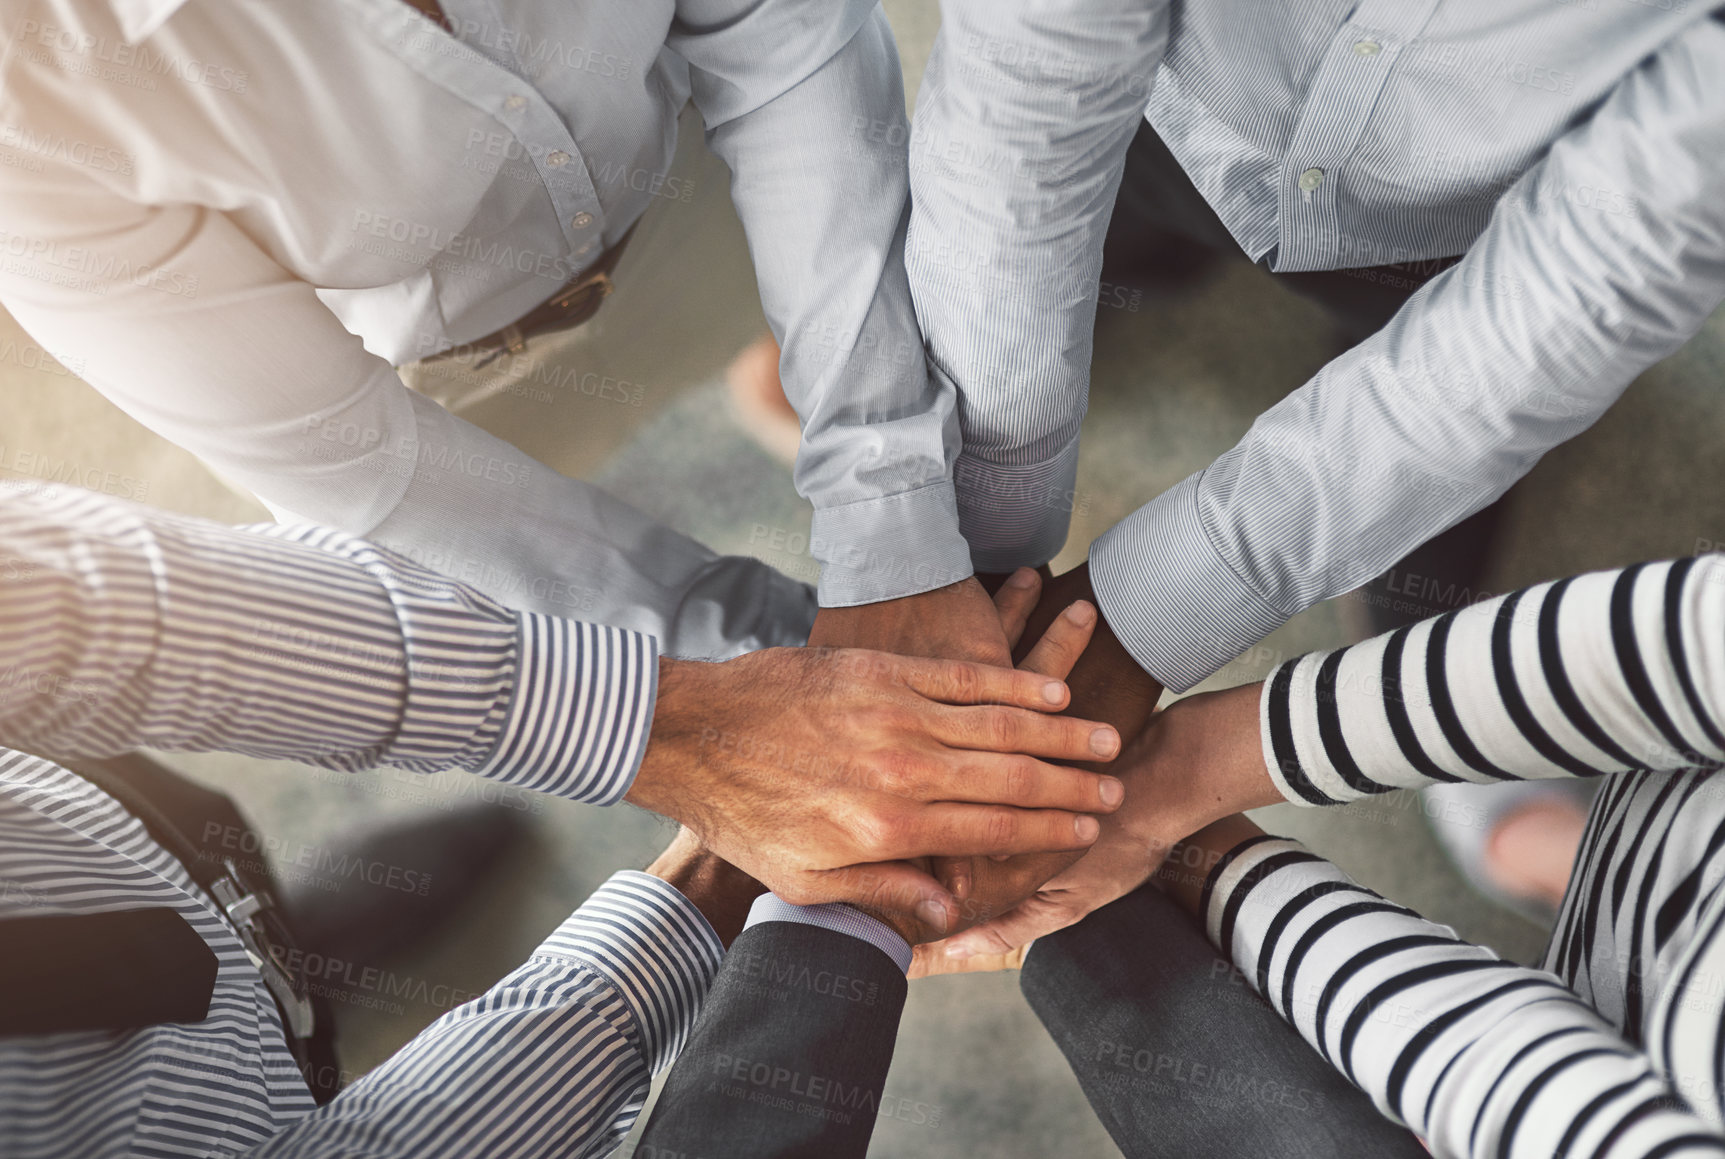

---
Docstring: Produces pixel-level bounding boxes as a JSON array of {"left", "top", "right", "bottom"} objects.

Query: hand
[
  {"left": 913, "top": 680, "right": 1280, "bottom": 975},
  {"left": 923, "top": 562, "right": 1167, "bottom": 942},
  {"left": 808, "top": 575, "right": 1014, "bottom": 666},
  {"left": 644, "top": 827, "right": 766, "bottom": 948},
  {"left": 623, "top": 640, "right": 1124, "bottom": 938}
]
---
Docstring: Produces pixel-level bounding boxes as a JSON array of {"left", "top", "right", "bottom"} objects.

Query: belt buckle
[
  {"left": 211, "top": 858, "right": 315, "bottom": 1040},
  {"left": 549, "top": 268, "right": 614, "bottom": 311}
]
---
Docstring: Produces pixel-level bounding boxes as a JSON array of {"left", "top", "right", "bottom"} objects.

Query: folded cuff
[
  {"left": 471, "top": 614, "right": 658, "bottom": 804},
  {"left": 745, "top": 895, "right": 913, "bottom": 975},
  {"left": 810, "top": 482, "right": 973, "bottom": 606},
  {"left": 952, "top": 442, "right": 1081, "bottom": 575},
  {"left": 540, "top": 870, "right": 725, "bottom": 1073},
  {"left": 1089, "top": 472, "right": 1289, "bottom": 693}
]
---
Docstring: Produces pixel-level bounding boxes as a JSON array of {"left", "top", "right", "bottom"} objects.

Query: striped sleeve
[
  {"left": 1204, "top": 837, "right": 1725, "bottom": 1159},
  {"left": 1262, "top": 556, "right": 1725, "bottom": 806},
  {"left": 0, "top": 482, "right": 656, "bottom": 804},
  {"left": 249, "top": 871, "right": 722, "bottom": 1159}
]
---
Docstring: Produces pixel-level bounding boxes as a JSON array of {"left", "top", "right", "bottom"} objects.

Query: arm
[
  {"left": 1159, "top": 818, "right": 1725, "bottom": 1158},
  {"left": 0, "top": 483, "right": 1122, "bottom": 922},
  {"left": 1090, "top": 17, "right": 1725, "bottom": 691},
  {"left": 636, "top": 897, "right": 913, "bottom": 1159},
  {"left": 670, "top": 0, "right": 972, "bottom": 611},
  {"left": 925, "top": 551, "right": 1725, "bottom": 962},
  {"left": 247, "top": 835, "right": 755, "bottom": 1158},
  {"left": 907, "top": 0, "right": 1171, "bottom": 576},
  {"left": 0, "top": 157, "right": 813, "bottom": 662}
]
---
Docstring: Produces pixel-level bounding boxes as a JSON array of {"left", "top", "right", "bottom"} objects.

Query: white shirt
[{"left": 0, "top": 0, "right": 968, "bottom": 643}]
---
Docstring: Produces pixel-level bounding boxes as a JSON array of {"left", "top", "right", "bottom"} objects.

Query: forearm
[
  {"left": 246, "top": 872, "right": 723, "bottom": 1159},
  {"left": 1167, "top": 827, "right": 1725, "bottom": 1157},
  {"left": 684, "top": 4, "right": 970, "bottom": 605},
  {"left": 0, "top": 483, "right": 654, "bottom": 804},
  {"left": 910, "top": 0, "right": 1169, "bottom": 573},
  {"left": 1263, "top": 556, "right": 1725, "bottom": 807},
  {"left": 1092, "top": 17, "right": 1725, "bottom": 692}
]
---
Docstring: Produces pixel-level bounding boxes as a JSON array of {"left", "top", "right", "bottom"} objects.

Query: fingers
[
  {"left": 895, "top": 654, "right": 1071, "bottom": 713},
  {"left": 909, "top": 939, "right": 1028, "bottom": 979},
  {"left": 991, "top": 567, "right": 1042, "bottom": 652},
  {"left": 884, "top": 803, "right": 1102, "bottom": 860},
  {"left": 929, "top": 702, "right": 1121, "bottom": 762},
  {"left": 931, "top": 853, "right": 973, "bottom": 901},
  {"left": 939, "top": 893, "right": 1082, "bottom": 963},
  {"left": 928, "top": 753, "right": 1124, "bottom": 814},
  {"left": 1018, "top": 600, "right": 1099, "bottom": 680},
  {"left": 813, "top": 860, "right": 957, "bottom": 942}
]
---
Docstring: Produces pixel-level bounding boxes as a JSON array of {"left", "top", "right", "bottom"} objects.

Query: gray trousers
[{"left": 1023, "top": 884, "right": 1428, "bottom": 1159}]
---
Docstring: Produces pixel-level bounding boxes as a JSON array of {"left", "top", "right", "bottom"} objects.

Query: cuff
[
  {"left": 1089, "top": 472, "right": 1289, "bottom": 693},
  {"left": 540, "top": 870, "right": 725, "bottom": 1073},
  {"left": 952, "top": 440, "right": 1081, "bottom": 574},
  {"left": 1261, "top": 653, "right": 1350, "bottom": 806},
  {"left": 470, "top": 614, "right": 659, "bottom": 804},
  {"left": 1198, "top": 834, "right": 1313, "bottom": 953},
  {"left": 809, "top": 482, "right": 974, "bottom": 607},
  {"left": 744, "top": 894, "right": 913, "bottom": 975}
]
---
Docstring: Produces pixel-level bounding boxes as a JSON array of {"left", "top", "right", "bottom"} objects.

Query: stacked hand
[
  {"left": 914, "top": 672, "right": 1283, "bottom": 975},
  {"left": 625, "top": 579, "right": 1125, "bottom": 939}
]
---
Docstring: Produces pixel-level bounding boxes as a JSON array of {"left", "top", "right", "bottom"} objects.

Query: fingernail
[
  {"left": 916, "top": 899, "right": 951, "bottom": 934},
  {"left": 1043, "top": 681, "right": 1067, "bottom": 705},
  {"left": 1099, "top": 776, "right": 1125, "bottom": 807},
  {"left": 1065, "top": 600, "right": 1097, "bottom": 625},
  {"left": 952, "top": 873, "right": 972, "bottom": 900},
  {"left": 1075, "top": 815, "right": 1101, "bottom": 841},
  {"left": 1008, "top": 567, "right": 1038, "bottom": 589},
  {"left": 946, "top": 943, "right": 973, "bottom": 961},
  {"left": 1090, "top": 727, "right": 1120, "bottom": 757}
]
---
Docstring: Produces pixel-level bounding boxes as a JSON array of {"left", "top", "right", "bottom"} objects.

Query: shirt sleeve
[
  {"left": 906, "top": 0, "right": 1172, "bottom": 575},
  {"left": 1091, "top": 17, "right": 1725, "bottom": 691},
  {"left": 0, "top": 482, "right": 655, "bottom": 805},
  {"left": 1201, "top": 836, "right": 1725, "bottom": 1158},
  {"left": 1261, "top": 554, "right": 1725, "bottom": 808},
  {"left": 0, "top": 158, "right": 814, "bottom": 661},
  {"left": 246, "top": 871, "right": 723, "bottom": 1159},
  {"left": 668, "top": 0, "right": 974, "bottom": 605}
]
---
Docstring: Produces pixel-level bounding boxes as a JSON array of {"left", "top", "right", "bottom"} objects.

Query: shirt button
[
  {"left": 504, "top": 95, "right": 526, "bottom": 111},
  {"left": 1297, "top": 168, "right": 1326, "bottom": 192},
  {"left": 1353, "top": 38, "right": 1382, "bottom": 57},
  {"left": 547, "top": 150, "right": 570, "bottom": 168},
  {"left": 571, "top": 212, "right": 594, "bottom": 228}
]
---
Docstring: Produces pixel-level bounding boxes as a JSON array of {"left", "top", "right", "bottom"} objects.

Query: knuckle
[
  {"left": 982, "top": 808, "right": 1020, "bottom": 849},
  {"left": 985, "top": 707, "right": 1021, "bottom": 749},
  {"left": 1001, "top": 757, "right": 1037, "bottom": 803}
]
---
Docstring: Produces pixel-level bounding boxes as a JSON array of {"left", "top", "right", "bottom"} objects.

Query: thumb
[
  {"left": 816, "top": 860, "right": 958, "bottom": 943},
  {"left": 939, "top": 893, "right": 1082, "bottom": 962}
]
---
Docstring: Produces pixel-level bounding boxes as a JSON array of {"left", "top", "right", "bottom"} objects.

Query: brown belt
[
  {"left": 425, "top": 226, "right": 636, "bottom": 369},
  {"left": 405, "top": 0, "right": 631, "bottom": 369}
]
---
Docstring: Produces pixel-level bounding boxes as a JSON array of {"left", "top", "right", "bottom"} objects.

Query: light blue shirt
[{"left": 908, "top": 0, "right": 1725, "bottom": 690}]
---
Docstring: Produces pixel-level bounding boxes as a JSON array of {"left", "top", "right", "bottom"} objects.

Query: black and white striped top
[
  {"left": 1207, "top": 556, "right": 1725, "bottom": 1156},
  {"left": 0, "top": 483, "right": 725, "bottom": 1157}
]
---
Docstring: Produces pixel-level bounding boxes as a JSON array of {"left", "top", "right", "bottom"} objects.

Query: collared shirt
[
  {"left": 0, "top": 0, "right": 970, "bottom": 624},
  {"left": 908, "top": 0, "right": 1725, "bottom": 689},
  {"left": 0, "top": 481, "right": 721, "bottom": 1156}
]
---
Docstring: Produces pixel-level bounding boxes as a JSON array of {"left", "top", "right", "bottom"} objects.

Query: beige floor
[{"left": 4, "top": 2, "right": 1724, "bottom": 1155}]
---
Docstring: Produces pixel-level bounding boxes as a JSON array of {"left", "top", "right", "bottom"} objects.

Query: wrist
[
  {"left": 625, "top": 656, "right": 713, "bottom": 825},
  {"left": 645, "top": 828, "right": 765, "bottom": 948},
  {"left": 1155, "top": 815, "right": 1266, "bottom": 914}
]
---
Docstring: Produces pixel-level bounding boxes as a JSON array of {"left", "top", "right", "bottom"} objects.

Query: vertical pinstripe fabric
[
  {"left": 911, "top": 1, "right": 1725, "bottom": 690},
  {"left": 0, "top": 754, "right": 721, "bottom": 1158},
  {"left": 1194, "top": 554, "right": 1725, "bottom": 1154},
  {"left": 0, "top": 482, "right": 656, "bottom": 804}
]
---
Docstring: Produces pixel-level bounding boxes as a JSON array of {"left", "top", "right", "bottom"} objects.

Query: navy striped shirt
[
  {"left": 0, "top": 482, "right": 725, "bottom": 1157},
  {"left": 1208, "top": 555, "right": 1725, "bottom": 1154}
]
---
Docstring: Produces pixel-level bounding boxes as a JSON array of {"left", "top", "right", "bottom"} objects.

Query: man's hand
[
  {"left": 808, "top": 575, "right": 1015, "bottom": 666},
  {"left": 644, "top": 826, "right": 766, "bottom": 948},
  {"left": 623, "top": 641, "right": 1123, "bottom": 937},
  {"left": 912, "top": 680, "right": 1282, "bottom": 975},
  {"left": 924, "top": 562, "right": 1166, "bottom": 937}
]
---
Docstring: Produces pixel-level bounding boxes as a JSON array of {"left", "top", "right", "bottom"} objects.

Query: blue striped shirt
[
  {"left": 907, "top": 0, "right": 1725, "bottom": 690},
  {"left": 0, "top": 483, "right": 725, "bottom": 1157}
]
